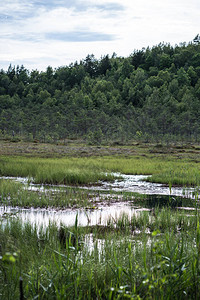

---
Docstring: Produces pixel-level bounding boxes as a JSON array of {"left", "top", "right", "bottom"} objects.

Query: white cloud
[{"left": 0, "top": 0, "right": 199, "bottom": 70}]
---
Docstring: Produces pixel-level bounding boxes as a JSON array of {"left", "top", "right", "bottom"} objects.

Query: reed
[
  {"left": 105, "top": 207, "right": 198, "bottom": 234},
  {"left": 1, "top": 213, "right": 200, "bottom": 299},
  {"left": 148, "top": 167, "right": 200, "bottom": 186},
  {"left": 1, "top": 155, "right": 200, "bottom": 186},
  {"left": 0, "top": 156, "right": 116, "bottom": 185}
]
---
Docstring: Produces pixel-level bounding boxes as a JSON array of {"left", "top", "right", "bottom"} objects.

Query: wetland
[{"left": 1, "top": 141, "right": 200, "bottom": 299}]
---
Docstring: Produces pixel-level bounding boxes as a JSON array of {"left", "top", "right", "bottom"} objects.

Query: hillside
[{"left": 1, "top": 37, "right": 200, "bottom": 144}]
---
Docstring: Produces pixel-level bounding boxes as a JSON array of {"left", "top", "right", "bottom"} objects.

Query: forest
[{"left": 1, "top": 36, "right": 200, "bottom": 144}]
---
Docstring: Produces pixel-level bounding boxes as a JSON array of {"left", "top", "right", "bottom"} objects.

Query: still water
[
  {"left": 1, "top": 174, "right": 198, "bottom": 197},
  {"left": 0, "top": 174, "right": 199, "bottom": 227}
]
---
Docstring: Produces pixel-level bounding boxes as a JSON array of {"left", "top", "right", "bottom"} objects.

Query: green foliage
[{"left": 1, "top": 38, "right": 200, "bottom": 143}]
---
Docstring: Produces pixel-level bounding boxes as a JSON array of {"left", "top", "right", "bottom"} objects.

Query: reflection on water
[
  {"left": 1, "top": 193, "right": 199, "bottom": 228},
  {"left": 96, "top": 174, "right": 199, "bottom": 198},
  {"left": 0, "top": 174, "right": 199, "bottom": 228},
  {"left": 138, "top": 194, "right": 200, "bottom": 208},
  {"left": 0, "top": 202, "right": 146, "bottom": 227},
  {"left": 1, "top": 174, "right": 199, "bottom": 198}
]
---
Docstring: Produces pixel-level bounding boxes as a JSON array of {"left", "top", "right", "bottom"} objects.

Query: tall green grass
[
  {"left": 103, "top": 207, "right": 198, "bottom": 234},
  {"left": 1, "top": 216, "right": 200, "bottom": 299},
  {"left": 0, "top": 156, "right": 116, "bottom": 185},
  {"left": 1, "top": 155, "right": 200, "bottom": 186},
  {"left": 148, "top": 166, "right": 200, "bottom": 186}
]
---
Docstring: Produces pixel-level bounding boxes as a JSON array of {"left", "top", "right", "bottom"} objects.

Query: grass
[
  {"left": 0, "top": 179, "right": 100, "bottom": 208},
  {"left": 148, "top": 166, "right": 200, "bottom": 186},
  {"left": 97, "top": 207, "right": 199, "bottom": 234},
  {"left": 0, "top": 178, "right": 139, "bottom": 208},
  {"left": 1, "top": 154, "right": 200, "bottom": 186},
  {"left": 0, "top": 156, "right": 115, "bottom": 185},
  {"left": 1, "top": 141, "right": 200, "bottom": 298},
  {"left": 1, "top": 213, "right": 200, "bottom": 299}
]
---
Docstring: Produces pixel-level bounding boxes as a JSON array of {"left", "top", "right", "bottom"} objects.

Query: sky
[{"left": 0, "top": 0, "right": 199, "bottom": 71}]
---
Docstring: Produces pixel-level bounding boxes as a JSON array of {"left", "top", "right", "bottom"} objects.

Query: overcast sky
[{"left": 0, "top": 0, "right": 199, "bottom": 71}]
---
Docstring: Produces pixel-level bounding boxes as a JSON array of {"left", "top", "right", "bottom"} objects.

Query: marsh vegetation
[{"left": 0, "top": 142, "right": 200, "bottom": 299}]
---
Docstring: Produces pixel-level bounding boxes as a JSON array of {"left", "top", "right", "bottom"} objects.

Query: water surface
[
  {"left": 1, "top": 174, "right": 199, "bottom": 228},
  {"left": 1, "top": 174, "right": 198, "bottom": 198}
]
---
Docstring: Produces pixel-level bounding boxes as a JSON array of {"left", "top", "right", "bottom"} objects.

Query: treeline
[{"left": 1, "top": 36, "right": 200, "bottom": 144}]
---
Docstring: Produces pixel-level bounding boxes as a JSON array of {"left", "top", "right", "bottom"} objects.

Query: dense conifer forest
[{"left": 1, "top": 36, "right": 200, "bottom": 144}]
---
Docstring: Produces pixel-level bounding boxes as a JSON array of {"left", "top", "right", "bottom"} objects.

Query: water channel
[{"left": 0, "top": 174, "right": 199, "bottom": 228}]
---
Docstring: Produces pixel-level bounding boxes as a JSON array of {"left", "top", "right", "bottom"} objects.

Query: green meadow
[{"left": 0, "top": 149, "right": 200, "bottom": 186}]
